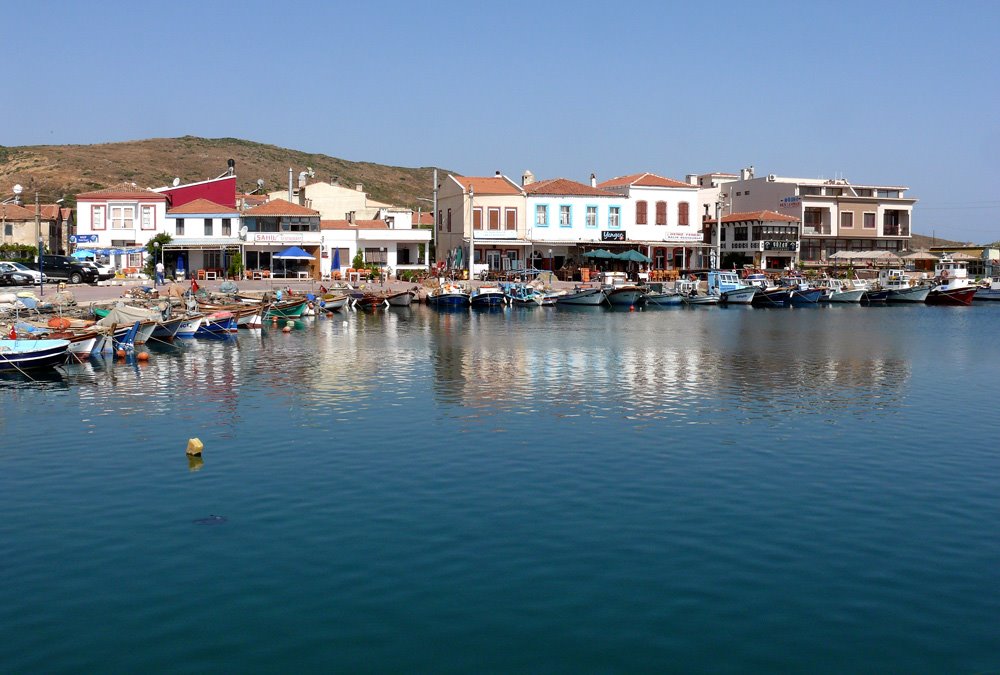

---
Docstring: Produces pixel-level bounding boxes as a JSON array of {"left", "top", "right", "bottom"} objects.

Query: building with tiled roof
[
  {"left": 709, "top": 208, "right": 803, "bottom": 270},
  {"left": 74, "top": 182, "right": 170, "bottom": 269},
  {"left": 1, "top": 200, "right": 71, "bottom": 252},
  {"left": 598, "top": 173, "right": 694, "bottom": 190}
]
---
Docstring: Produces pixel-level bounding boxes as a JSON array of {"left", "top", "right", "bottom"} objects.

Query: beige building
[
  {"left": 436, "top": 174, "right": 527, "bottom": 272},
  {"left": 1, "top": 201, "right": 72, "bottom": 253}
]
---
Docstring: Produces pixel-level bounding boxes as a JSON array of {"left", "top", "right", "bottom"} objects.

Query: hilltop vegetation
[{"left": 0, "top": 136, "right": 448, "bottom": 208}]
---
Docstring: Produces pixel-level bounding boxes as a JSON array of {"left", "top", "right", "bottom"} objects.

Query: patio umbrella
[
  {"left": 618, "top": 249, "right": 651, "bottom": 263},
  {"left": 331, "top": 248, "right": 340, "bottom": 275},
  {"left": 274, "top": 245, "right": 315, "bottom": 278},
  {"left": 582, "top": 249, "right": 615, "bottom": 259},
  {"left": 176, "top": 256, "right": 185, "bottom": 273},
  {"left": 71, "top": 249, "right": 96, "bottom": 259}
]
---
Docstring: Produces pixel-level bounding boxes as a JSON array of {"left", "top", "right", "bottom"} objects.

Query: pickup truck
[{"left": 26, "top": 255, "right": 100, "bottom": 284}]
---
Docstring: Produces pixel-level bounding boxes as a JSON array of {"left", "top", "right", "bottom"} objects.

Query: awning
[{"left": 163, "top": 238, "right": 242, "bottom": 250}]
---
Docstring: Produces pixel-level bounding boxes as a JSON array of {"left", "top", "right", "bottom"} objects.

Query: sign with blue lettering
[
  {"left": 601, "top": 230, "right": 626, "bottom": 242},
  {"left": 70, "top": 234, "right": 98, "bottom": 244}
]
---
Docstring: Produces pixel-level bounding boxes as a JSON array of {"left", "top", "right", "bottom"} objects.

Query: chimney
[
  {"left": 495, "top": 170, "right": 502, "bottom": 178},
  {"left": 347, "top": 211, "right": 355, "bottom": 224},
  {"left": 685, "top": 174, "right": 697, "bottom": 185},
  {"left": 298, "top": 171, "right": 307, "bottom": 188},
  {"left": 355, "top": 183, "right": 364, "bottom": 192},
  {"left": 522, "top": 170, "right": 535, "bottom": 186},
  {"left": 288, "top": 168, "right": 293, "bottom": 202},
  {"left": 590, "top": 173, "right": 597, "bottom": 188}
]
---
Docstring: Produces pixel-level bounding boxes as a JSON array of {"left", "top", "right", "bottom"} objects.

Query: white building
[
  {"left": 523, "top": 176, "right": 620, "bottom": 271},
  {"left": 74, "top": 183, "right": 169, "bottom": 271},
  {"left": 163, "top": 198, "right": 243, "bottom": 278}
]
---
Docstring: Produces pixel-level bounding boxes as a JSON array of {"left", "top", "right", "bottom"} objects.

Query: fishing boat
[
  {"left": 707, "top": 271, "right": 756, "bottom": 304},
  {"left": 862, "top": 289, "right": 890, "bottom": 303},
  {"left": 603, "top": 284, "right": 646, "bottom": 307},
  {"left": 386, "top": 289, "right": 415, "bottom": 307},
  {"left": 745, "top": 273, "right": 792, "bottom": 307},
  {"left": 0, "top": 338, "right": 70, "bottom": 371},
  {"left": 878, "top": 269, "right": 930, "bottom": 303},
  {"left": 175, "top": 315, "right": 204, "bottom": 338},
  {"left": 974, "top": 276, "right": 1000, "bottom": 301},
  {"left": 678, "top": 280, "right": 719, "bottom": 306},
  {"left": 505, "top": 284, "right": 541, "bottom": 306},
  {"left": 821, "top": 278, "right": 865, "bottom": 303},
  {"left": 556, "top": 286, "right": 606, "bottom": 306},
  {"left": 195, "top": 311, "right": 237, "bottom": 336},
  {"left": 350, "top": 292, "right": 388, "bottom": 310},
  {"left": 426, "top": 282, "right": 470, "bottom": 307},
  {"left": 644, "top": 290, "right": 683, "bottom": 306},
  {"left": 470, "top": 286, "right": 506, "bottom": 308},
  {"left": 926, "top": 255, "right": 977, "bottom": 306},
  {"left": 93, "top": 305, "right": 158, "bottom": 344},
  {"left": 263, "top": 297, "right": 309, "bottom": 318},
  {"left": 12, "top": 321, "right": 101, "bottom": 361},
  {"left": 319, "top": 293, "right": 350, "bottom": 312}
]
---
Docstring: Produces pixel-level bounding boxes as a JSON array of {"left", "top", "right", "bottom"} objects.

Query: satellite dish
[
  {"left": 172, "top": 177, "right": 181, "bottom": 187},
  {"left": 227, "top": 158, "right": 235, "bottom": 168},
  {"left": 12, "top": 184, "right": 22, "bottom": 195},
  {"left": 238, "top": 225, "right": 248, "bottom": 240},
  {"left": 256, "top": 178, "right": 264, "bottom": 187}
]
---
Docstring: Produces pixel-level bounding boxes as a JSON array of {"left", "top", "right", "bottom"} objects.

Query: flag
[{"left": 191, "top": 279, "right": 200, "bottom": 292}]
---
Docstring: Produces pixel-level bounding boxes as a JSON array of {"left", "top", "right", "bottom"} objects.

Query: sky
[{"left": 4, "top": 0, "right": 999, "bottom": 241}]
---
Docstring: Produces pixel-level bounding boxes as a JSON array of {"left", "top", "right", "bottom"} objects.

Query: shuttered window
[
  {"left": 505, "top": 208, "right": 517, "bottom": 230},
  {"left": 473, "top": 207, "right": 483, "bottom": 230},
  {"left": 655, "top": 201, "right": 667, "bottom": 225},
  {"left": 678, "top": 202, "right": 689, "bottom": 226},
  {"left": 636, "top": 200, "right": 648, "bottom": 225},
  {"left": 488, "top": 207, "right": 500, "bottom": 230}
]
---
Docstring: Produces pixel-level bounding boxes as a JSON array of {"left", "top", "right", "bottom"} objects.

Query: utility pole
[
  {"left": 432, "top": 168, "right": 438, "bottom": 266},
  {"left": 468, "top": 186, "right": 475, "bottom": 282},
  {"left": 35, "top": 191, "right": 44, "bottom": 296}
]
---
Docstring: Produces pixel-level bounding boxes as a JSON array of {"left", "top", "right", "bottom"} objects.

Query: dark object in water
[{"left": 193, "top": 515, "right": 227, "bottom": 525}]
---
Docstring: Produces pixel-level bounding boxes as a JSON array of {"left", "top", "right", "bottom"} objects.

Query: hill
[
  {"left": 0, "top": 136, "right": 449, "bottom": 209},
  {"left": 908, "top": 233, "right": 969, "bottom": 249}
]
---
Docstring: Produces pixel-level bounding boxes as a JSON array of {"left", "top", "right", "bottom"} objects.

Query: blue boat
[
  {"left": 0, "top": 338, "right": 70, "bottom": 371},
  {"left": 427, "top": 284, "right": 470, "bottom": 307},
  {"left": 470, "top": 286, "right": 506, "bottom": 308},
  {"left": 503, "top": 283, "right": 541, "bottom": 306},
  {"left": 194, "top": 312, "right": 238, "bottom": 336},
  {"left": 788, "top": 287, "right": 825, "bottom": 305}
]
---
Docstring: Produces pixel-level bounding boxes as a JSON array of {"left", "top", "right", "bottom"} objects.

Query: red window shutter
[
  {"left": 636, "top": 201, "right": 647, "bottom": 225},
  {"left": 473, "top": 208, "right": 482, "bottom": 229},
  {"left": 505, "top": 208, "right": 516, "bottom": 230},
  {"left": 655, "top": 201, "right": 666, "bottom": 225},
  {"left": 678, "top": 202, "right": 689, "bottom": 226}
]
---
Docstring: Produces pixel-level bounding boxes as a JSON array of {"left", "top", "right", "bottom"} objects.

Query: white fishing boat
[
  {"left": 555, "top": 286, "right": 606, "bottom": 306},
  {"left": 707, "top": 271, "right": 756, "bottom": 304},
  {"left": 0, "top": 338, "right": 70, "bottom": 371},
  {"left": 878, "top": 269, "right": 930, "bottom": 303},
  {"left": 822, "top": 278, "right": 865, "bottom": 303},
  {"left": 974, "top": 276, "right": 1000, "bottom": 301}
]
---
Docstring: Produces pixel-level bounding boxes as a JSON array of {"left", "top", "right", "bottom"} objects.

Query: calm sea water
[{"left": 2, "top": 303, "right": 999, "bottom": 673}]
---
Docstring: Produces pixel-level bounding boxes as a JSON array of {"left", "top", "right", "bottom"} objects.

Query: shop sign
[
  {"left": 253, "top": 232, "right": 304, "bottom": 243},
  {"left": 601, "top": 230, "right": 626, "bottom": 242}
]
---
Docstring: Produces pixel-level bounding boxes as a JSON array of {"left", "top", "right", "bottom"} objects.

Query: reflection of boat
[
  {"left": 707, "top": 271, "right": 756, "bottom": 304},
  {"left": 556, "top": 287, "right": 606, "bottom": 306},
  {"left": 427, "top": 283, "right": 470, "bottom": 307},
  {"left": 926, "top": 255, "right": 977, "bottom": 306},
  {"left": 470, "top": 286, "right": 506, "bottom": 308},
  {"left": 877, "top": 270, "right": 930, "bottom": 303},
  {"left": 0, "top": 338, "right": 70, "bottom": 371}
]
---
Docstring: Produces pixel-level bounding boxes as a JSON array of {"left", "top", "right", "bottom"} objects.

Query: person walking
[{"left": 155, "top": 260, "right": 165, "bottom": 286}]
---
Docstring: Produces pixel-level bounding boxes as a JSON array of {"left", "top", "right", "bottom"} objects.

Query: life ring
[{"left": 941, "top": 269, "right": 949, "bottom": 279}]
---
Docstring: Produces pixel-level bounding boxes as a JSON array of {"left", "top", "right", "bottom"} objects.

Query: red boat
[{"left": 925, "top": 255, "right": 977, "bottom": 306}]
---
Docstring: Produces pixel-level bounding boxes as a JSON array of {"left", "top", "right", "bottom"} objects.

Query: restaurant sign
[
  {"left": 762, "top": 240, "right": 798, "bottom": 252},
  {"left": 601, "top": 230, "right": 626, "bottom": 242},
  {"left": 253, "top": 232, "right": 304, "bottom": 244}
]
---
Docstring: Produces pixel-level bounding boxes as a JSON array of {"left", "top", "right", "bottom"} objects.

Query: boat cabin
[{"left": 934, "top": 256, "right": 968, "bottom": 282}]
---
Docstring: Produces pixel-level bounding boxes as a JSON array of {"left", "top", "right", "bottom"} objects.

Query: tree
[{"left": 143, "top": 233, "right": 172, "bottom": 277}]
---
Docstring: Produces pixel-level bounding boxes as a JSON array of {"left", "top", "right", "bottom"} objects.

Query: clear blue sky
[{"left": 5, "top": 0, "right": 998, "bottom": 241}]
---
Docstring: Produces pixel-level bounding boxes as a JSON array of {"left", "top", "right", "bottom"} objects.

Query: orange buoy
[{"left": 136, "top": 352, "right": 149, "bottom": 362}]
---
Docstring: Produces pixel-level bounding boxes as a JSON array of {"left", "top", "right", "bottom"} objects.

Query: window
[
  {"left": 3, "top": 223, "right": 11, "bottom": 236},
  {"left": 447, "top": 208, "right": 452, "bottom": 232},
  {"left": 609, "top": 206, "right": 621, "bottom": 228},
  {"left": 840, "top": 212, "right": 854, "bottom": 229},
  {"left": 140, "top": 205, "right": 154, "bottom": 230},
  {"left": 655, "top": 201, "right": 667, "bottom": 225},
  {"left": 505, "top": 208, "right": 516, "bottom": 231},
  {"left": 586, "top": 206, "right": 597, "bottom": 228},
  {"left": 92, "top": 206, "right": 105, "bottom": 230},
  {"left": 222, "top": 218, "right": 232, "bottom": 236},
  {"left": 636, "top": 200, "right": 648, "bottom": 224},
  {"left": 111, "top": 205, "right": 134, "bottom": 229},
  {"left": 876, "top": 189, "right": 900, "bottom": 199},
  {"left": 175, "top": 218, "right": 185, "bottom": 236},
  {"left": 128, "top": 253, "right": 143, "bottom": 268},
  {"left": 678, "top": 202, "right": 689, "bottom": 226},
  {"left": 559, "top": 205, "right": 571, "bottom": 227},
  {"left": 734, "top": 227, "right": 748, "bottom": 241},
  {"left": 801, "top": 186, "right": 822, "bottom": 196},
  {"left": 883, "top": 210, "right": 901, "bottom": 236},
  {"left": 535, "top": 204, "right": 549, "bottom": 227},
  {"left": 437, "top": 210, "right": 442, "bottom": 230},
  {"left": 721, "top": 227, "right": 727, "bottom": 242},
  {"left": 488, "top": 207, "right": 500, "bottom": 230},
  {"left": 364, "top": 247, "right": 387, "bottom": 265},
  {"left": 204, "top": 218, "right": 213, "bottom": 236},
  {"left": 473, "top": 207, "right": 483, "bottom": 230},
  {"left": 863, "top": 212, "right": 876, "bottom": 229},
  {"left": 398, "top": 248, "right": 411, "bottom": 265}
]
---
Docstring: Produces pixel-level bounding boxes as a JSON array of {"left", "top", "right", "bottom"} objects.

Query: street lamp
[
  {"left": 153, "top": 241, "right": 160, "bottom": 285},
  {"left": 548, "top": 248, "right": 553, "bottom": 272},
  {"left": 38, "top": 237, "right": 44, "bottom": 296}
]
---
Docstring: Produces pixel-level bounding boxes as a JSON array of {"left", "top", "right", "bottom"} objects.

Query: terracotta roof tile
[
  {"left": 524, "top": 178, "right": 615, "bottom": 197},
  {"left": 598, "top": 172, "right": 692, "bottom": 189},
  {"left": 710, "top": 210, "right": 801, "bottom": 224},
  {"left": 451, "top": 176, "right": 522, "bottom": 196},
  {"left": 0, "top": 203, "right": 36, "bottom": 220},
  {"left": 167, "top": 198, "right": 240, "bottom": 215},
  {"left": 77, "top": 182, "right": 167, "bottom": 200},
  {"left": 243, "top": 198, "right": 319, "bottom": 217}
]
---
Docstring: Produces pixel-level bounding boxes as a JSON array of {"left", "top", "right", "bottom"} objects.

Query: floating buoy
[
  {"left": 186, "top": 438, "right": 204, "bottom": 456},
  {"left": 629, "top": 305, "right": 635, "bottom": 312},
  {"left": 285, "top": 320, "right": 294, "bottom": 329},
  {"left": 116, "top": 349, "right": 126, "bottom": 358},
  {"left": 136, "top": 352, "right": 149, "bottom": 362}
]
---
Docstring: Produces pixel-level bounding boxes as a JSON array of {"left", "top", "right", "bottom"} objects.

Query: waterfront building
[
  {"left": 596, "top": 173, "right": 707, "bottom": 270},
  {"left": 1, "top": 201, "right": 72, "bottom": 254},
  {"left": 162, "top": 198, "right": 242, "bottom": 278},
  {"left": 709, "top": 210, "right": 802, "bottom": 270},
  {"left": 436, "top": 173, "right": 528, "bottom": 275},
  {"left": 523, "top": 176, "right": 618, "bottom": 271},
  {"left": 74, "top": 183, "right": 169, "bottom": 271},
  {"left": 241, "top": 199, "right": 322, "bottom": 278},
  {"left": 719, "top": 168, "right": 916, "bottom": 261},
  {"left": 272, "top": 177, "right": 431, "bottom": 277}
]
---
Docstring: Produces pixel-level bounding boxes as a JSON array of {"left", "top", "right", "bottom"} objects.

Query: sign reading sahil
[{"left": 601, "top": 231, "right": 626, "bottom": 242}]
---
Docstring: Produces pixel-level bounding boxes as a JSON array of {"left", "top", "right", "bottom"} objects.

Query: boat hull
[
  {"left": 719, "top": 286, "right": 757, "bottom": 304},
  {"left": 885, "top": 286, "right": 930, "bottom": 302},
  {"left": 826, "top": 289, "right": 865, "bottom": 303},
  {"left": 0, "top": 339, "right": 70, "bottom": 371},
  {"left": 427, "top": 292, "right": 470, "bottom": 307},
  {"left": 751, "top": 289, "right": 792, "bottom": 307},
  {"left": 470, "top": 291, "right": 506, "bottom": 307},
  {"left": 556, "top": 288, "right": 606, "bottom": 306},
  {"left": 605, "top": 288, "right": 646, "bottom": 306},
  {"left": 386, "top": 291, "right": 414, "bottom": 307},
  {"left": 926, "top": 287, "right": 977, "bottom": 306},
  {"left": 974, "top": 287, "right": 1000, "bottom": 301},
  {"left": 644, "top": 292, "right": 682, "bottom": 306},
  {"left": 789, "top": 288, "right": 825, "bottom": 305}
]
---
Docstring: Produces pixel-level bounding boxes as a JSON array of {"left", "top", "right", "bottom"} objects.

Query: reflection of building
[{"left": 710, "top": 210, "right": 802, "bottom": 270}]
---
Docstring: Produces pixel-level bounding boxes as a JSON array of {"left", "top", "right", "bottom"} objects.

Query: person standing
[{"left": 155, "top": 260, "right": 165, "bottom": 286}]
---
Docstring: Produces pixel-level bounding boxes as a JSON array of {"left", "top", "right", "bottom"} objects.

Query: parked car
[
  {"left": 79, "top": 260, "right": 116, "bottom": 281},
  {"left": 25, "top": 255, "right": 99, "bottom": 284},
  {"left": 0, "top": 261, "right": 48, "bottom": 286}
]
